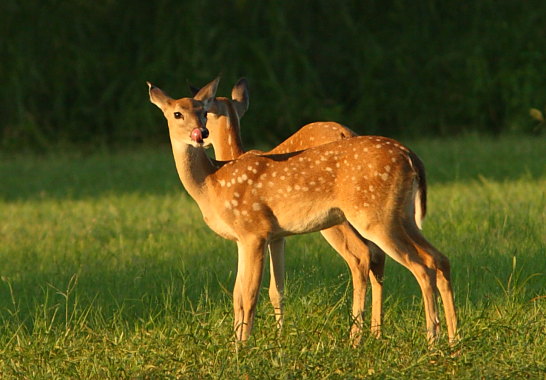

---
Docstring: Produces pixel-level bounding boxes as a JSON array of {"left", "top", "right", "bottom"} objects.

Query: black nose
[{"left": 201, "top": 127, "right": 209, "bottom": 139}]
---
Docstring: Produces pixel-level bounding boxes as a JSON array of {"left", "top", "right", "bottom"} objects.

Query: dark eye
[
  {"left": 203, "top": 112, "right": 208, "bottom": 119},
  {"left": 174, "top": 112, "right": 183, "bottom": 119}
]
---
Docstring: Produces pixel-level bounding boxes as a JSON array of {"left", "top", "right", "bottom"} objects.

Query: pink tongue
[{"left": 191, "top": 128, "right": 203, "bottom": 143}]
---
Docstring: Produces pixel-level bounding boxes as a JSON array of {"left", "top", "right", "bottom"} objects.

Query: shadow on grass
[
  {"left": 0, "top": 147, "right": 180, "bottom": 202},
  {"left": 0, "top": 135, "right": 544, "bottom": 202},
  {"left": 0, "top": 247, "right": 236, "bottom": 330}
]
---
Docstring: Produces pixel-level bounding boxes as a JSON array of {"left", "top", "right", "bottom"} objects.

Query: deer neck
[
  {"left": 169, "top": 134, "right": 216, "bottom": 201},
  {"left": 209, "top": 99, "right": 245, "bottom": 160}
]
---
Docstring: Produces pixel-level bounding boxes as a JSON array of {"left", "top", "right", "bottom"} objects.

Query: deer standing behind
[{"left": 147, "top": 78, "right": 458, "bottom": 344}]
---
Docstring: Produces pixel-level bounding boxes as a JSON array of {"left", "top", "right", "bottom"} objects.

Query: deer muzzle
[{"left": 190, "top": 127, "right": 209, "bottom": 143}]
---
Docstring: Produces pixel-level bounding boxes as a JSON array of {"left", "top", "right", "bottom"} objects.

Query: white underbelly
[{"left": 275, "top": 206, "right": 345, "bottom": 235}]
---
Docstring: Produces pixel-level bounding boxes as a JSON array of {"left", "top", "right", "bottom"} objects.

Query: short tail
[{"left": 408, "top": 150, "right": 427, "bottom": 229}]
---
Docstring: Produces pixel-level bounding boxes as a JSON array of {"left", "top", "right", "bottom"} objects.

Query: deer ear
[
  {"left": 194, "top": 77, "right": 220, "bottom": 110},
  {"left": 147, "top": 82, "right": 172, "bottom": 110},
  {"left": 231, "top": 78, "right": 249, "bottom": 119},
  {"left": 188, "top": 82, "right": 200, "bottom": 97}
]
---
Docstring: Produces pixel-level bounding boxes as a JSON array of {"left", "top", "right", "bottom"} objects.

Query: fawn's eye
[{"left": 174, "top": 112, "right": 183, "bottom": 119}]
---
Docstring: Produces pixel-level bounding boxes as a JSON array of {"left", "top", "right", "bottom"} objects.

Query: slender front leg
[
  {"left": 268, "top": 238, "right": 285, "bottom": 329},
  {"left": 233, "top": 237, "right": 267, "bottom": 341}
]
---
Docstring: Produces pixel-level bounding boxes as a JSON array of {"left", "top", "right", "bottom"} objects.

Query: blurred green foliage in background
[{"left": 1, "top": 0, "right": 545, "bottom": 150}]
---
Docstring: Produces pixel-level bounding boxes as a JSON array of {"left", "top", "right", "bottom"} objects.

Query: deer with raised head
[
  {"left": 192, "top": 78, "right": 394, "bottom": 342},
  {"left": 147, "top": 78, "right": 457, "bottom": 344}
]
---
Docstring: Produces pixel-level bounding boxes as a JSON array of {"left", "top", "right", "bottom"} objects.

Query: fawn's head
[
  {"left": 187, "top": 78, "right": 249, "bottom": 150},
  {"left": 148, "top": 77, "right": 220, "bottom": 147}
]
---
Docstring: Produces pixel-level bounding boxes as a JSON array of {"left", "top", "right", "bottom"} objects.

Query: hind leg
[
  {"left": 321, "top": 223, "right": 371, "bottom": 345},
  {"left": 435, "top": 253, "right": 458, "bottom": 344},
  {"left": 349, "top": 220, "right": 442, "bottom": 343},
  {"left": 407, "top": 225, "right": 458, "bottom": 343}
]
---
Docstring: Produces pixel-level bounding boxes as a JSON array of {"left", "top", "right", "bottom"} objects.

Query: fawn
[
  {"left": 148, "top": 78, "right": 457, "bottom": 344},
  {"left": 191, "top": 78, "right": 399, "bottom": 342}
]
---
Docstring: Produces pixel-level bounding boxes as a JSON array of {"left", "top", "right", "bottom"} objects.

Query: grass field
[{"left": 0, "top": 135, "right": 544, "bottom": 378}]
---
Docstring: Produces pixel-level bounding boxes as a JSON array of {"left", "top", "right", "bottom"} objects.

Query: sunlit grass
[{"left": 0, "top": 135, "right": 544, "bottom": 378}]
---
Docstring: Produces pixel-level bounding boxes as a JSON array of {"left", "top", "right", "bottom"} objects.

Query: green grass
[{"left": 0, "top": 135, "right": 545, "bottom": 378}]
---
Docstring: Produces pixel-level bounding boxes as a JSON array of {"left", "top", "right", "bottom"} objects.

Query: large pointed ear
[
  {"left": 231, "top": 78, "right": 249, "bottom": 119},
  {"left": 147, "top": 82, "right": 172, "bottom": 111},
  {"left": 193, "top": 77, "right": 220, "bottom": 110}
]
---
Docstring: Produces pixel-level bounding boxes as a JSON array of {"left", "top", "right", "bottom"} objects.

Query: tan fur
[
  {"left": 202, "top": 80, "right": 427, "bottom": 342},
  {"left": 203, "top": 89, "right": 382, "bottom": 341},
  {"left": 148, "top": 78, "right": 458, "bottom": 345}
]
